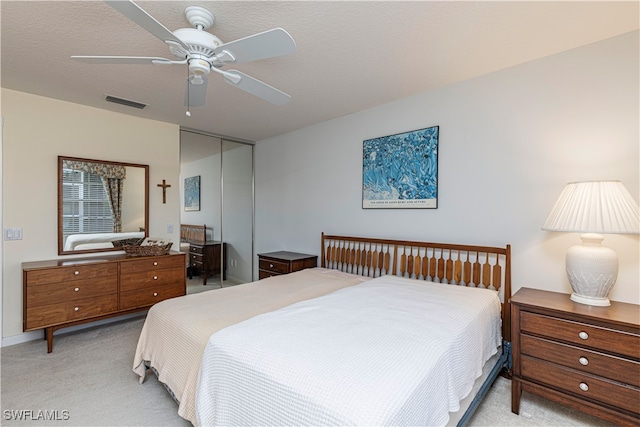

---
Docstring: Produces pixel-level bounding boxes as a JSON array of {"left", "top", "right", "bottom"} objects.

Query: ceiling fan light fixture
[{"left": 188, "top": 58, "right": 211, "bottom": 77}]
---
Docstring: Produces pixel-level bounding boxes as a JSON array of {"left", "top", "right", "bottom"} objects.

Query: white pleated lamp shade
[
  {"left": 542, "top": 181, "right": 640, "bottom": 234},
  {"left": 542, "top": 181, "right": 639, "bottom": 306}
]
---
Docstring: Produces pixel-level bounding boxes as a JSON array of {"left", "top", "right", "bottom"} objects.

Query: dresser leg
[
  {"left": 203, "top": 273, "right": 208, "bottom": 286},
  {"left": 511, "top": 378, "right": 522, "bottom": 414},
  {"left": 46, "top": 328, "right": 53, "bottom": 353}
]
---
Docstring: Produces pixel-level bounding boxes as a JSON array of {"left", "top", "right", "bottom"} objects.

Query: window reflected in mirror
[{"left": 58, "top": 156, "right": 149, "bottom": 255}]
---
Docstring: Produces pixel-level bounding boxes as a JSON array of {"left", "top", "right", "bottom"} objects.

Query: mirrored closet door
[{"left": 179, "top": 129, "right": 254, "bottom": 293}]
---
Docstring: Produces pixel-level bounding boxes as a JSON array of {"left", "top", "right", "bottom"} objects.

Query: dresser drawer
[
  {"left": 25, "top": 295, "right": 118, "bottom": 330},
  {"left": 120, "top": 283, "right": 185, "bottom": 310},
  {"left": 190, "top": 245, "right": 205, "bottom": 255},
  {"left": 521, "top": 311, "right": 639, "bottom": 359},
  {"left": 190, "top": 253, "right": 204, "bottom": 265},
  {"left": 521, "top": 334, "right": 640, "bottom": 387},
  {"left": 521, "top": 355, "right": 640, "bottom": 414},
  {"left": 259, "top": 259, "right": 289, "bottom": 274},
  {"left": 26, "top": 277, "right": 117, "bottom": 308},
  {"left": 121, "top": 267, "right": 185, "bottom": 292},
  {"left": 26, "top": 263, "right": 117, "bottom": 286},
  {"left": 120, "top": 254, "right": 185, "bottom": 275}
]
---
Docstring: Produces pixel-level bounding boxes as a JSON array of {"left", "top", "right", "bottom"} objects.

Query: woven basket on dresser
[{"left": 113, "top": 239, "right": 173, "bottom": 257}]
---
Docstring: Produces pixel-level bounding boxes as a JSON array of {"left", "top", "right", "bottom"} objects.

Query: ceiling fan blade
[
  {"left": 105, "top": 0, "right": 190, "bottom": 52},
  {"left": 223, "top": 70, "right": 291, "bottom": 105},
  {"left": 71, "top": 55, "right": 173, "bottom": 65},
  {"left": 215, "top": 28, "right": 296, "bottom": 63},
  {"left": 184, "top": 77, "right": 208, "bottom": 107}
]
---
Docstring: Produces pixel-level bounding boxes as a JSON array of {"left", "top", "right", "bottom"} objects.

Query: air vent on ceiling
[{"left": 105, "top": 95, "right": 147, "bottom": 109}]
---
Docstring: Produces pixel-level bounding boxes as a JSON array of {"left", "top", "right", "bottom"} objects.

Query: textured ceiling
[{"left": 1, "top": 1, "right": 638, "bottom": 142}]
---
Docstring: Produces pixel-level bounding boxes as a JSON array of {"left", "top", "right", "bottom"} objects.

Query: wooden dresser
[
  {"left": 23, "top": 252, "right": 186, "bottom": 353},
  {"left": 258, "top": 251, "right": 317, "bottom": 279},
  {"left": 511, "top": 287, "right": 640, "bottom": 426},
  {"left": 187, "top": 241, "right": 227, "bottom": 285}
]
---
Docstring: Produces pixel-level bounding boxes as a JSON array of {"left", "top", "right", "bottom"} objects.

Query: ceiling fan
[{"left": 71, "top": 0, "right": 296, "bottom": 110}]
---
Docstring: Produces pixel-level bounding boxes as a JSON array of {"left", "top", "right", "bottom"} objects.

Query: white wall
[
  {"left": 2, "top": 89, "right": 181, "bottom": 341},
  {"left": 255, "top": 31, "right": 640, "bottom": 304}
]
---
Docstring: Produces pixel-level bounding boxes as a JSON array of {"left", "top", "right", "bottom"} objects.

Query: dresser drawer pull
[
  {"left": 270, "top": 263, "right": 274, "bottom": 268},
  {"left": 579, "top": 357, "right": 589, "bottom": 366},
  {"left": 74, "top": 271, "right": 80, "bottom": 275},
  {"left": 153, "top": 262, "right": 158, "bottom": 266},
  {"left": 578, "top": 331, "right": 589, "bottom": 340},
  {"left": 153, "top": 276, "right": 158, "bottom": 280},
  {"left": 153, "top": 292, "right": 158, "bottom": 297},
  {"left": 74, "top": 307, "right": 79, "bottom": 311},
  {"left": 74, "top": 287, "right": 80, "bottom": 292},
  {"left": 579, "top": 382, "right": 589, "bottom": 392}
]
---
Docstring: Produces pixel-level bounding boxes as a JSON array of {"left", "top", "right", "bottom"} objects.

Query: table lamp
[{"left": 542, "top": 180, "right": 640, "bottom": 306}]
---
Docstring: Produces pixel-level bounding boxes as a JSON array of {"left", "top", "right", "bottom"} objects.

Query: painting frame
[
  {"left": 184, "top": 175, "right": 201, "bottom": 212},
  {"left": 362, "top": 125, "right": 439, "bottom": 209}
]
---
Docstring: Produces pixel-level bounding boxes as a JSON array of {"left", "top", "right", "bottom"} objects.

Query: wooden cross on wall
[{"left": 157, "top": 179, "right": 171, "bottom": 204}]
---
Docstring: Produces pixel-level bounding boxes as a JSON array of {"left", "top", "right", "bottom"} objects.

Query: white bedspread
[
  {"left": 133, "top": 268, "right": 370, "bottom": 425},
  {"left": 63, "top": 231, "right": 144, "bottom": 251},
  {"left": 195, "top": 276, "right": 502, "bottom": 427}
]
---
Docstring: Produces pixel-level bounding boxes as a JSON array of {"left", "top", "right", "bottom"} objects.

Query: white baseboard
[{"left": 1, "top": 311, "right": 147, "bottom": 348}]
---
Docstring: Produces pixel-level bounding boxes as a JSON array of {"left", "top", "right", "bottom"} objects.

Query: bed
[{"left": 133, "top": 233, "right": 511, "bottom": 426}]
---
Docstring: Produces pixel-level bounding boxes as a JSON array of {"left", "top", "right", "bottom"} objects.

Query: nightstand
[
  {"left": 511, "top": 287, "right": 640, "bottom": 426},
  {"left": 258, "top": 251, "right": 317, "bottom": 280},
  {"left": 187, "top": 241, "right": 227, "bottom": 285}
]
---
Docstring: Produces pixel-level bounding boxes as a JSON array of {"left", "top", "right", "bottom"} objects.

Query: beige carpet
[{"left": 1, "top": 315, "right": 615, "bottom": 427}]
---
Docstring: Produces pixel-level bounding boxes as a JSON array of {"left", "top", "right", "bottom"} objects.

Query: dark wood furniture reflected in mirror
[{"left": 57, "top": 156, "right": 149, "bottom": 255}]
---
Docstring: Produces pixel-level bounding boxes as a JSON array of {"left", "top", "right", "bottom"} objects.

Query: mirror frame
[{"left": 58, "top": 156, "right": 149, "bottom": 256}]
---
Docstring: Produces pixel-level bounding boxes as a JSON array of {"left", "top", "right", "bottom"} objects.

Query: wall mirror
[{"left": 58, "top": 156, "right": 149, "bottom": 255}]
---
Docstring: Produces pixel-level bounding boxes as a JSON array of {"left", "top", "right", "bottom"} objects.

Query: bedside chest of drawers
[
  {"left": 511, "top": 287, "right": 640, "bottom": 426},
  {"left": 258, "top": 251, "right": 318, "bottom": 280},
  {"left": 187, "top": 241, "right": 227, "bottom": 285}
]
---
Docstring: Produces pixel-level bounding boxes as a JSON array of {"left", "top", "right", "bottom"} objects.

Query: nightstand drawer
[
  {"left": 521, "top": 311, "right": 639, "bottom": 359},
  {"left": 190, "top": 245, "right": 205, "bottom": 255},
  {"left": 259, "top": 259, "right": 289, "bottom": 274},
  {"left": 521, "top": 355, "right": 640, "bottom": 414},
  {"left": 521, "top": 334, "right": 640, "bottom": 387}
]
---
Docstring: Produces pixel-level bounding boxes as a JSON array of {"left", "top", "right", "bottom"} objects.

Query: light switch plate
[{"left": 4, "top": 227, "right": 23, "bottom": 240}]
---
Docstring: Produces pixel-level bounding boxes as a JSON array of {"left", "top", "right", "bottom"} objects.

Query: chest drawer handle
[
  {"left": 153, "top": 276, "right": 158, "bottom": 280},
  {"left": 578, "top": 331, "right": 589, "bottom": 340},
  {"left": 74, "top": 307, "right": 79, "bottom": 311},
  {"left": 153, "top": 292, "right": 158, "bottom": 297},
  {"left": 579, "top": 382, "right": 589, "bottom": 392},
  {"left": 579, "top": 357, "right": 589, "bottom": 366},
  {"left": 74, "top": 271, "right": 80, "bottom": 275},
  {"left": 153, "top": 262, "right": 158, "bottom": 266},
  {"left": 270, "top": 263, "right": 274, "bottom": 268},
  {"left": 74, "top": 287, "right": 80, "bottom": 292}
]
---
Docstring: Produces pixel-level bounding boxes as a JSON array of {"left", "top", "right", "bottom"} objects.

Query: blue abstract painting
[
  {"left": 363, "top": 126, "right": 438, "bottom": 209},
  {"left": 184, "top": 175, "right": 201, "bottom": 211}
]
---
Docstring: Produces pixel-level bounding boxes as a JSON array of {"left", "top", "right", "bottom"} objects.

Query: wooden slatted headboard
[
  {"left": 180, "top": 224, "right": 211, "bottom": 245},
  {"left": 321, "top": 232, "right": 512, "bottom": 342}
]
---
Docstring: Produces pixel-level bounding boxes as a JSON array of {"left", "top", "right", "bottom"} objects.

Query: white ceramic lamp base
[{"left": 565, "top": 233, "right": 618, "bottom": 307}]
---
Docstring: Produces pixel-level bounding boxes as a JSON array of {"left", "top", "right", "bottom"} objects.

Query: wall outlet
[
  {"left": 4, "top": 227, "right": 23, "bottom": 241},
  {"left": 167, "top": 224, "right": 174, "bottom": 233}
]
